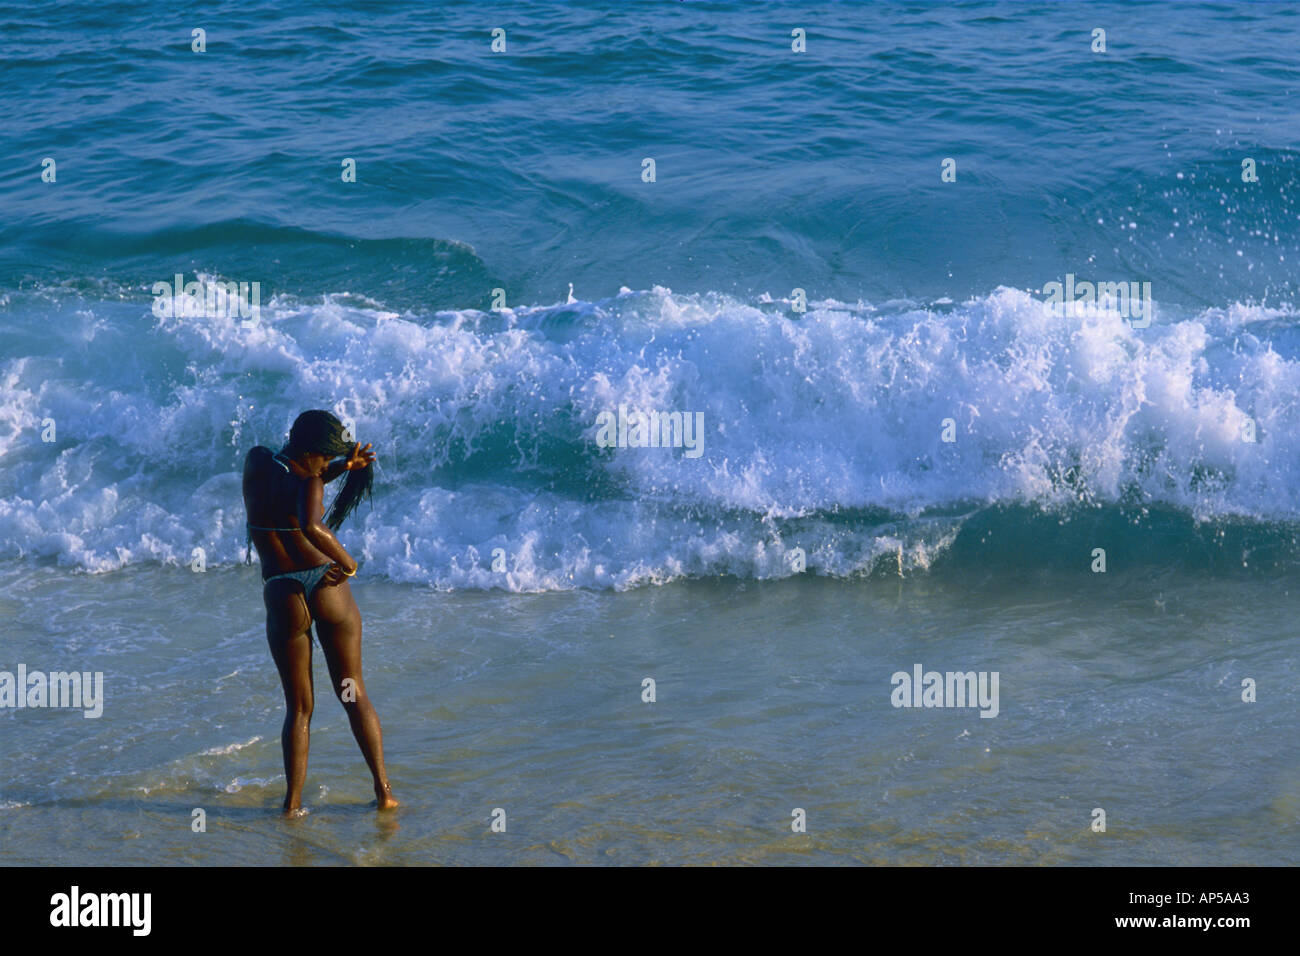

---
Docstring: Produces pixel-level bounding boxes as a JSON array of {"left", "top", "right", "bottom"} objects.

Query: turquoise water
[{"left": 1, "top": 0, "right": 1298, "bottom": 864}]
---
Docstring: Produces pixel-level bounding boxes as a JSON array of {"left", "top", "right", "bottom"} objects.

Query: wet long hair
[{"left": 286, "top": 409, "right": 373, "bottom": 531}]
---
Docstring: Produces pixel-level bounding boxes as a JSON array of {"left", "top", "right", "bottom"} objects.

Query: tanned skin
[{"left": 243, "top": 441, "right": 399, "bottom": 816}]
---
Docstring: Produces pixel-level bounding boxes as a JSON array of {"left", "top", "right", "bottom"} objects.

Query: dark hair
[{"left": 286, "top": 409, "right": 373, "bottom": 531}]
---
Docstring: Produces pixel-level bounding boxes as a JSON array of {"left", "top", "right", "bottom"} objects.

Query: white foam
[
  {"left": 3, "top": 283, "right": 1298, "bottom": 588},
  {"left": 200, "top": 736, "right": 263, "bottom": 757}
]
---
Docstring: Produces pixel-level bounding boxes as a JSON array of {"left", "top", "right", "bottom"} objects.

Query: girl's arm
[
  {"left": 320, "top": 458, "right": 347, "bottom": 484},
  {"left": 321, "top": 442, "right": 375, "bottom": 483},
  {"left": 298, "top": 475, "right": 357, "bottom": 572}
]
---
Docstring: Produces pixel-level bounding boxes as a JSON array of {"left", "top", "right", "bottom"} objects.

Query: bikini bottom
[{"left": 263, "top": 562, "right": 333, "bottom": 597}]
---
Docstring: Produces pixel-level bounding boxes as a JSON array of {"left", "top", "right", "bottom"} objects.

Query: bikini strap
[{"left": 252, "top": 445, "right": 291, "bottom": 473}]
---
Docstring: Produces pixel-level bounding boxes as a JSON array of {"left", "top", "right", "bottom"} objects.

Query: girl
[{"left": 242, "top": 409, "right": 398, "bottom": 815}]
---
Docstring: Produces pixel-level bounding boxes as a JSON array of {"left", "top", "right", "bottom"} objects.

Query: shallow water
[{"left": 1, "top": 564, "right": 1293, "bottom": 865}]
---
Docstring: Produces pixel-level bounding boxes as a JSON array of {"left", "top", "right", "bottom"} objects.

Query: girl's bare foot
[{"left": 375, "top": 784, "right": 400, "bottom": 810}]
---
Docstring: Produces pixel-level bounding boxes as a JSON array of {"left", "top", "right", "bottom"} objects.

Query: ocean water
[{"left": 1, "top": 0, "right": 1298, "bottom": 865}]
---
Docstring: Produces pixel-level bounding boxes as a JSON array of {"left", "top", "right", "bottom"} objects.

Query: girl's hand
[
  {"left": 323, "top": 562, "right": 357, "bottom": 587},
  {"left": 345, "top": 442, "right": 376, "bottom": 471}
]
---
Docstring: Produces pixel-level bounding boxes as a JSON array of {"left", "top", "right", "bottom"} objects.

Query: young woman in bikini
[{"left": 242, "top": 409, "right": 398, "bottom": 816}]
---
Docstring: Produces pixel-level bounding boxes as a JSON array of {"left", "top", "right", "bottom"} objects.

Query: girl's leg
[
  {"left": 265, "top": 580, "right": 314, "bottom": 816},
  {"left": 309, "top": 579, "right": 398, "bottom": 809}
]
